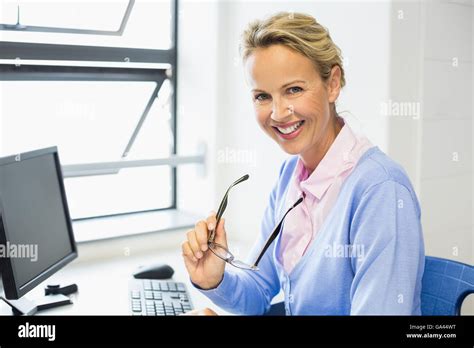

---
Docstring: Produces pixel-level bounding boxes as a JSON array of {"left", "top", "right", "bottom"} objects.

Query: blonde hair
[{"left": 240, "top": 12, "right": 346, "bottom": 88}]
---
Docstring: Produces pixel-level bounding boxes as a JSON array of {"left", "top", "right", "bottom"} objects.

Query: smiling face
[{"left": 244, "top": 44, "right": 342, "bottom": 172}]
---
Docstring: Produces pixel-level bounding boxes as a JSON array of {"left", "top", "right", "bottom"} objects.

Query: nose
[{"left": 271, "top": 99, "right": 292, "bottom": 122}]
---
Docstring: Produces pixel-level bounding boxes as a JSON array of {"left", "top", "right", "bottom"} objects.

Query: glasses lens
[
  {"left": 230, "top": 259, "right": 258, "bottom": 271},
  {"left": 208, "top": 242, "right": 233, "bottom": 261}
]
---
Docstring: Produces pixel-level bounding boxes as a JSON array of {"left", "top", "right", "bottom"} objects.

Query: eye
[
  {"left": 254, "top": 93, "right": 270, "bottom": 102},
  {"left": 287, "top": 86, "right": 303, "bottom": 94}
]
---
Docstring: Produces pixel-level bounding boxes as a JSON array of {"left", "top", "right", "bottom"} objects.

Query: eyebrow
[{"left": 251, "top": 80, "right": 306, "bottom": 93}]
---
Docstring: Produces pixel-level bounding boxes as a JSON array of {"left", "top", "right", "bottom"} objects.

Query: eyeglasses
[{"left": 208, "top": 174, "right": 304, "bottom": 271}]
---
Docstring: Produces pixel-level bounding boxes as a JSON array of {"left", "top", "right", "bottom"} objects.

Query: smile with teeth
[{"left": 275, "top": 120, "right": 305, "bottom": 134}]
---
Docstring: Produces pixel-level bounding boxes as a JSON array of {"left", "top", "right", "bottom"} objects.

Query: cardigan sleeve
[{"left": 349, "top": 180, "right": 425, "bottom": 315}]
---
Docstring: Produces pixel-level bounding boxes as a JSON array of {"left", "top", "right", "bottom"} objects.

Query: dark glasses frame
[{"left": 208, "top": 174, "right": 304, "bottom": 271}]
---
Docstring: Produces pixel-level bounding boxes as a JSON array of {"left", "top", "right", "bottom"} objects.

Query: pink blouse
[{"left": 279, "top": 119, "right": 374, "bottom": 274}]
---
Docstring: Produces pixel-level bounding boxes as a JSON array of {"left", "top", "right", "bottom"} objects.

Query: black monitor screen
[{"left": 0, "top": 147, "right": 77, "bottom": 299}]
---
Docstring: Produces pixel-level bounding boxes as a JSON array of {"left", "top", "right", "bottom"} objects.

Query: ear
[{"left": 326, "top": 65, "right": 342, "bottom": 103}]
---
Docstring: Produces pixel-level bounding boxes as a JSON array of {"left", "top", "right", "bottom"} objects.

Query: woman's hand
[
  {"left": 182, "top": 307, "right": 218, "bottom": 316},
  {"left": 181, "top": 212, "right": 227, "bottom": 289}
]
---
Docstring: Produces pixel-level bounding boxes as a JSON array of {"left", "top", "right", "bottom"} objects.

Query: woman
[{"left": 181, "top": 12, "right": 425, "bottom": 315}]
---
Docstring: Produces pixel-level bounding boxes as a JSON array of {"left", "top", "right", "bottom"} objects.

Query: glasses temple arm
[
  {"left": 232, "top": 174, "right": 249, "bottom": 187},
  {"left": 252, "top": 196, "right": 304, "bottom": 268},
  {"left": 209, "top": 192, "right": 229, "bottom": 242},
  {"left": 252, "top": 220, "right": 284, "bottom": 268},
  {"left": 216, "top": 174, "right": 249, "bottom": 221},
  {"left": 209, "top": 174, "right": 250, "bottom": 243},
  {"left": 215, "top": 192, "right": 227, "bottom": 223}
]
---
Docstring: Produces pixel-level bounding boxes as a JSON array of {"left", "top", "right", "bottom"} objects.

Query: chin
[
  {"left": 267, "top": 133, "right": 304, "bottom": 155},
  {"left": 278, "top": 142, "right": 303, "bottom": 155},
  {"left": 266, "top": 126, "right": 308, "bottom": 156}
]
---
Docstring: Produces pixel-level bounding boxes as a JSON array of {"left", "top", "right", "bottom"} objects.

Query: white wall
[
  {"left": 388, "top": 0, "right": 473, "bottom": 313},
  {"left": 176, "top": 0, "right": 219, "bottom": 218},
  {"left": 419, "top": 0, "right": 472, "bottom": 264},
  {"left": 388, "top": 0, "right": 473, "bottom": 265}
]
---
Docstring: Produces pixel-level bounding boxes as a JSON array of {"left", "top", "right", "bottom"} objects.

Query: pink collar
[{"left": 294, "top": 122, "right": 359, "bottom": 200}]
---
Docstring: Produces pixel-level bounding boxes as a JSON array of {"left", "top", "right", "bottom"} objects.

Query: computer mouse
[{"left": 133, "top": 263, "right": 175, "bottom": 280}]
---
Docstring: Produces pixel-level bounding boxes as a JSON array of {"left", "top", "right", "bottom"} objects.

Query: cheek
[
  {"left": 254, "top": 106, "right": 271, "bottom": 128},
  {"left": 294, "top": 93, "right": 327, "bottom": 120}
]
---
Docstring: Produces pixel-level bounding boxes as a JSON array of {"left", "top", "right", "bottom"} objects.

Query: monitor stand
[{"left": 1, "top": 294, "right": 72, "bottom": 315}]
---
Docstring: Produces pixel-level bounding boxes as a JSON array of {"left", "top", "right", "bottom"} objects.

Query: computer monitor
[{"left": 0, "top": 146, "right": 77, "bottom": 313}]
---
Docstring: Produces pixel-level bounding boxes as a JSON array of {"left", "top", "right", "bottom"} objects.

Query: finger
[
  {"left": 182, "top": 241, "right": 198, "bottom": 276},
  {"left": 206, "top": 213, "right": 217, "bottom": 231},
  {"left": 181, "top": 241, "right": 198, "bottom": 263},
  {"left": 202, "top": 214, "right": 217, "bottom": 250},
  {"left": 196, "top": 220, "right": 210, "bottom": 252},
  {"left": 214, "top": 218, "right": 228, "bottom": 248},
  {"left": 187, "top": 228, "right": 203, "bottom": 259},
  {"left": 202, "top": 308, "right": 218, "bottom": 315},
  {"left": 181, "top": 307, "right": 218, "bottom": 316}
]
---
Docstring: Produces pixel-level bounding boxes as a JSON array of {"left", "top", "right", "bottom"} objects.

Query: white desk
[{"left": 0, "top": 236, "right": 233, "bottom": 316}]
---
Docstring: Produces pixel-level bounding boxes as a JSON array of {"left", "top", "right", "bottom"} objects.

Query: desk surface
[{"left": 0, "top": 246, "right": 227, "bottom": 315}]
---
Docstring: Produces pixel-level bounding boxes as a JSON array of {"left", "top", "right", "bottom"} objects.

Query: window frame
[
  {"left": 0, "top": 0, "right": 135, "bottom": 36},
  {"left": 0, "top": 0, "right": 197, "bottom": 222}
]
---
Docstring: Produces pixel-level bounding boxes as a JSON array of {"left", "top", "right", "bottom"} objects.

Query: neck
[{"left": 301, "top": 115, "right": 343, "bottom": 174}]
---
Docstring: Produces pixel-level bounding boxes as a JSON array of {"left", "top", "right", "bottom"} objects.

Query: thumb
[{"left": 214, "top": 218, "right": 228, "bottom": 248}]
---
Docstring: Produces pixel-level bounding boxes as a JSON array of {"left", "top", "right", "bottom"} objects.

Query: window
[
  {"left": 0, "top": 0, "right": 193, "bottom": 222},
  {"left": 0, "top": 78, "right": 174, "bottom": 219},
  {"left": 1, "top": 1, "right": 130, "bottom": 30},
  {"left": 0, "top": 0, "right": 172, "bottom": 49}
]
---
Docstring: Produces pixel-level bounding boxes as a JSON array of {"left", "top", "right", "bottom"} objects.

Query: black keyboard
[{"left": 129, "top": 279, "right": 194, "bottom": 316}]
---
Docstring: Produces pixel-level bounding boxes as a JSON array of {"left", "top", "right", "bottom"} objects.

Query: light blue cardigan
[{"left": 197, "top": 147, "right": 425, "bottom": 315}]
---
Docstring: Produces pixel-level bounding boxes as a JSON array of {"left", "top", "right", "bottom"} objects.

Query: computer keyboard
[{"left": 129, "top": 279, "right": 194, "bottom": 316}]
